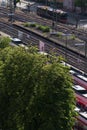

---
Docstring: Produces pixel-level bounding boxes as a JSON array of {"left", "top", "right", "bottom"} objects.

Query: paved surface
[{"left": 0, "top": 31, "right": 11, "bottom": 37}]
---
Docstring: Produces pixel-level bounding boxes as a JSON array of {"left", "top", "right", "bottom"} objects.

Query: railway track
[
  {"left": 2, "top": 19, "right": 87, "bottom": 72},
  {"left": 0, "top": 10, "right": 87, "bottom": 73},
  {"left": 0, "top": 6, "right": 87, "bottom": 43},
  {"left": 0, "top": 18, "right": 39, "bottom": 45}
]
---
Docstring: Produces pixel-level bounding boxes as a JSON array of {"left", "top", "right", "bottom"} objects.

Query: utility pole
[
  {"left": 52, "top": 0, "right": 55, "bottom": 31},
  {"left": 8, "top": 0, "right": 13, "bottom": 22},
  {"left": 84, "top": 41, "right": 87, "bottom": 74},
  {"left": 27, "top": 3, "right": 30, "bottom": 13},
  {"left": 85, "top": 42, "right": 86, "bottom": 58},
  {"left": 62, "top": 33, "right": 72, "bottom": 65},
  {"left": 75, "top": 42, "right": 86, "bottom": 72},
  {"left": 75, "top": 13, "right": 80, "bottom": 28},
  {"left": 8, "top": 0, "right": 15, "bottom": 23}
]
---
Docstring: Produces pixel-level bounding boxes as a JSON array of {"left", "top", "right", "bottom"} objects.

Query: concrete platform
[{"left": 0, "top": 31, "right": 11, "bottom": 37}]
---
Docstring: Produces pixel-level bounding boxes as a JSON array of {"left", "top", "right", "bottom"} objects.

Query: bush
[
  {"left": 23, "top": 23, "right": 29, "bottom": 27},
  {"left": 43, "top": 26, "right": 50, "bottom": 32},
  {"left": 70, "top": 35, "right": 76, "bottom": 40},
  {"left": 29, "top": 23, "right": 36, "bottom": 27},
  {"left": 37, "top": 25, "right": 50, "bottom": 32},
  {"left": 23, "top": 23, "right": 50, "bottom": 32},
  {"left": 57, "top": 32, "right": 63, "bottom": 38},
  {"left": 23, "top": 22, "right": 36, "bottom": 28},
  {"left": 37, "top": 25, "right": 42, "bottom": 30}
]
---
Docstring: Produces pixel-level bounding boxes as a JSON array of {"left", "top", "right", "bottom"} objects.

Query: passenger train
[
  {"left": 70, "top": 66, "right": 87, "bottom": 129},
  {"left": 74, "top": 107, "right": 87, "bottom": 130},
  {"left": 61, "top": 61, "right": 87, "bottom": 90},
  {"left": 72, "top": 85, "right": 87, "bottom": 110},
  {"left": 36, "top": 6, "right": 68, "bottom": 23},
  {"left": 70, "top": 68, "right": 87, "bottom": 90}
]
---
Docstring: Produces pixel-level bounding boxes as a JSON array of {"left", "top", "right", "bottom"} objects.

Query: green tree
[
  {"left": 0, "top": 36, "right": 10, "bottom": 49},
  {"left": 28, "top": 63, "right": 76, "bottom": 130},
  {"left": 0, "top": 45, "right": 76, "bottom": 130}
]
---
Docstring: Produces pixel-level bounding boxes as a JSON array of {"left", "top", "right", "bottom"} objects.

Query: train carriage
[
  {"left": 74, "top": 107, "right": 87, "bottom": 130},
  {"left": 72, "top": 85, "right": 87, "bottom": 110},
  {"left": 70, "top": 69, "right": 87, "bottom": 90},
  {"left": 36, "top": 6, "right": 68, "bottom": 23}
]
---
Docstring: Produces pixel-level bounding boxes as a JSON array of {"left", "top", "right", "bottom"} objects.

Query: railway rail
[
  {"left": 0, "top": 6, "right": 87, "bottom": 73},
  {"left": 0, "top": 6, "right": 87, "bottom": 43},
  {"left": 0, "top": 16, "right": 86, "bottom": 74}
]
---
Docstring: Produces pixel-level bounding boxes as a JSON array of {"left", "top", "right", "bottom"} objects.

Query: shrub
[
  {"left": 37, "top": 25, "right": 42, "bottom": 30},
  {"left": 70, "top": 35, "right": 76, "bottom": 40},
  {"left": 29, "top": 23, "right": 36, "bottom": 27},
  {"left": 23, "top": 23, "right": 29, "bottom": 27},
  {"left": 37, "top": 25, "right": 50, "bottom": 32},
  {"left": 43, "top": 26, "right": 50, "bottom": 32},
  {"left": 23, "top": 22, "right": 36, "bottom": 28},
  {"left": 57, "top": 32, "right": 63, "bottom": 38}
]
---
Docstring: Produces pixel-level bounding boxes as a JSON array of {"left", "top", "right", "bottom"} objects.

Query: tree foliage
[
  {"left": 0, "top": 44, "right": 76, "bottom": 130},
  {"left": 0, "top": 36, "right": 11, "bottom": 49}
]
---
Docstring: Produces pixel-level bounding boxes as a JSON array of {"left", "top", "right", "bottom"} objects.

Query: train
[
  {"left": 60, "top": 62, "right": 87, "bottom": 90},
  {"left": 61, "top": 61, "right": 87, "bottom": 110},
  {"left": 36, "top": 6, "right": 68, "bottom": 23},
  {"left": 74, "top": 107, "right": 87, "bottom": 130},
  {"left": 72, "top": 84, "right": 87, "bottom": 110},
  {"left": 70, "top": 68, "right": 87, "bottom": 90},
  {"left": 70, "top": 67, "right": 87, "bottom": 130}
]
